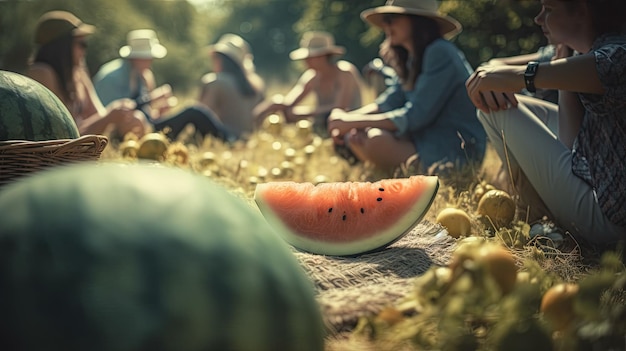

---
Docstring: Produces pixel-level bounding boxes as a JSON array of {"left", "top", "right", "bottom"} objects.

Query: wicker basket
[{"left": 0, "top": 134, "right": 109, "bottom": 188}]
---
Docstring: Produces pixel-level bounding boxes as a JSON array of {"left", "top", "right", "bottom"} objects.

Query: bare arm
[
  {"left": 283, "top": 69, "right": 315, "bottom": 107},
  {"left": 313, "top": 70, "right": 360, "bottom": 115},
  {"left": 327, "top": 108, "right": 396, "bottom": 144},
  {"left": 557, "top": 90, "right": 584, "bottom": 149},
  {"left": 488, "top": 52, "right": 541, "bottom": 66},
  {"left": 27, "top": 64, "right": 66, "bottom": 103},
  {"left": 75, "top": 68, "right": 146, "bottom": 136},
  {"left": 536, "top": 54, "right": 604, "bottom": 94},
  {"left": 466, "top": 53, "right": 603, "bottom": 113}
]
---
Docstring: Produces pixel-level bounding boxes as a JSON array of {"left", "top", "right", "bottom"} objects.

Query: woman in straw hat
[
  {"left": 27, "top": 11, "right": 148, "bottom": 138},
  {"left": 198, "top": 34, "right": 266, "bottom": 137},
  {"left": 327, "top": 0, "right": 486, "bottom": 174},
  {"left": 465, "top": 0, "right": 626, "bottom": 245},
  {"left": 92, "top": 29, "right": 238, "bottom": 142},
  {"left": 254, "top": 31, "right": 363, "bottom": 135}
]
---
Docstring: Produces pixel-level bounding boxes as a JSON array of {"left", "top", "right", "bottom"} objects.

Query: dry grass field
[{"left": 97, "top": 82, "right": 625, "bottom": 351}]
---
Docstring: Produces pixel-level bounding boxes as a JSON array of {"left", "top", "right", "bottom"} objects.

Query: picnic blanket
[{"left": 291, "top": 221, "right": 457, "bottom": 334}]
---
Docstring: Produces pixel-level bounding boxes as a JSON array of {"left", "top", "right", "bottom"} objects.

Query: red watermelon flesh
[{"left": 254, "top": 175, "right": 439, "bottom": 256}]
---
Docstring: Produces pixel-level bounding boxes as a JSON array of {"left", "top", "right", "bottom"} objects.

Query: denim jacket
[{"left": 375, "top": 39, "right": 486, "bottom": 172}]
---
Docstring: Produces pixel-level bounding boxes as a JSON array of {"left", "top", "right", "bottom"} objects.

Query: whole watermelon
[
  {"left": 0, "top": 70, "right": 80, "bottom": 141},
  {"left": 0, "top": 162, "right": 324, "bottom": 351}
]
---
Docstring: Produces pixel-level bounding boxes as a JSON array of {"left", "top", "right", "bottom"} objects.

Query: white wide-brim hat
[
  {"left": 208, "top": 34, "right": 255, "bottom": 72},
  {"left": 289, "top": 31, "right": 346, "bottom": 61},
  {"left": 119, "top": 29, "right": 167, "bottom": 59},
  {"left": 361, "top": 0, "right": 462, "bottom": 39}
]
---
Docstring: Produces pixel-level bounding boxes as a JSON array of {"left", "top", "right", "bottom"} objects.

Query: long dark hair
[
  {"left": 583, "top": 0, "right": 626, "bottom": 35},
  {"left": 217, "top": 52, "right": 257, "bottom": 97},
  {"left": 389, "top": 15, "right": 441, "bottom": 90},
  {"left": 29, "top": 33, "right": 74, "bottom": 101}
]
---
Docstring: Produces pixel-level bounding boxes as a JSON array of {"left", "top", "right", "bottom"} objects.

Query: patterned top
[{"left": 572, "top": 33, "right": 626, "bottom": 227}]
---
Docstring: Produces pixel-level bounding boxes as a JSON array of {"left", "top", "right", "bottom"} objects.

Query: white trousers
[{"left": 478, "top": 95, "right": 624, "bottom": 244}]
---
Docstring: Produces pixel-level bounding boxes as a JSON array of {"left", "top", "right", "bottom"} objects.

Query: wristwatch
[{"left": 524, "top": 61, "right": 540, "bottom": 93}]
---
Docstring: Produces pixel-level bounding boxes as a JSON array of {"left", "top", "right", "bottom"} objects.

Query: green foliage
[{"left": 1, "top": 0, "right": 546, "bottom": 94}]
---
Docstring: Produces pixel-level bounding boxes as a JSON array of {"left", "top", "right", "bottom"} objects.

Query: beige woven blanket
[{"left": 291, "top": 221, "right": 456, "bottom": 334}]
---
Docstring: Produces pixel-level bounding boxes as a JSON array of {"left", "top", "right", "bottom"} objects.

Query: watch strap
[{"left": 524, "top": 61, "right": 539, "bottom": 93}]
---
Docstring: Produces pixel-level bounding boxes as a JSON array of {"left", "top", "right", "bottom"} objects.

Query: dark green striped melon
[
  {"left": 0, "top": 70, "right": 79, "bottom": 141},
  {"left": 0, "top": 162, "right": 324, "bottom": 351}
]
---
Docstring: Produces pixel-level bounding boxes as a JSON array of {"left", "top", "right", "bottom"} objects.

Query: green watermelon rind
[
  {"left": 0, "top": 70, "right": 80, "bottom": 141},
  {"left": 254, "top": 176, "right": 439, "bottom": 257},
  {"left": 0, "top": 163, "right": 325, "bottom": 351}
]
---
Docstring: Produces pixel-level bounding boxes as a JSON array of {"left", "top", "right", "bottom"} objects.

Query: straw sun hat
[
  {"left": 119, "top": 29, "right": 167, "bottom": 59},
  {"left": 289, "top": 31, "right": 346, "bottom": 61},
  {"left": 35, "top": 11, "right": 95, "bottom": 45},
  {"left": 361, "top": 0, "right": 462, "bottom": 39}
]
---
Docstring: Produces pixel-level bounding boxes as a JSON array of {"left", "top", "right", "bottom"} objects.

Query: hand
[
  {"left": 107, "top": 98, "right": 136, "bottom": 111},
  {"left": 465, "top": 65, "right": 520, "bottom": 113},
  {"left": 106, "top": 100, "right": 148, "bottom": 137},
  {"left": 553, "top": 44, "right": 573, "bottom": 60},
  {"left": 327, "top": 110, "right": 353, "bottom": 145}
]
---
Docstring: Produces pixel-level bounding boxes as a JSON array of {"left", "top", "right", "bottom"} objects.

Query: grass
[{"left": 100, "top": 86, "right": 625, "bottom": 351}]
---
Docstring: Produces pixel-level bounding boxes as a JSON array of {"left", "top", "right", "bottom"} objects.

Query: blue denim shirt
[
  {"left": 93, "top": 59, "right": 146, "bottom": 106},
  {"left": 376, "top": 39, "right": 486, "bottom": 172}
]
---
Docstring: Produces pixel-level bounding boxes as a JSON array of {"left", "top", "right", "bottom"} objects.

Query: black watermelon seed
[
  {"left": 360, "top": 208, "right": 364, "bottom": 214},
  {"left": 342, "top": 214, "right": 347, "bottom": 221},
  {"left": 328, "top": 208, "right": 333, "bottom": 213},
  {"left": 377, "top": 197, "right": 382, "bottom": 201},
  {"left": 379, "top": 188, "right": 384, "bottom": 191}
]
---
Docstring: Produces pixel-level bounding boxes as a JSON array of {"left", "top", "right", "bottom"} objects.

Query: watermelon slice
[{"left": 254, "top": 175, "right": 439, "bottom": 256}]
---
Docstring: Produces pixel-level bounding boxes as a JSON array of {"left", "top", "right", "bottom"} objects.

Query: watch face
[{"left": 525, "top": 62, "right": 539, "bottom": 76}]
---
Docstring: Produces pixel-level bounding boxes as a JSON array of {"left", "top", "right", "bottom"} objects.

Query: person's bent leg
[
  {"left": 477, "top": 96, "right": 623, "bottom": 243},
  {"left": 153, "top": 106, "right": 238, "bottom": 142},
  {"left": 347, "top": 128, "right": 416, "bottom": 171}
]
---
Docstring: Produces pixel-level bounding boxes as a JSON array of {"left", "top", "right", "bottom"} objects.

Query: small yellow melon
[
  {"left": 477, "top": 189, "right": 515, "bottom": 228},
  {"left": 436, "top": 207, "right": 471, "bottom": 238},
  {"left": 119, "top": 139, "right": 139, "bottom": 158},
  {"left": 472, "top": 180, "right": 496, "bottom": 203},
  {"left": 540, "top": 283, "right": 579, "bottom": 332},
  {"left": 137, "top": 133, "right": 170, "bottom": 161}
]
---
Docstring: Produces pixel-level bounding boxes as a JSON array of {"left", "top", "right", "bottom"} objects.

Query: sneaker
[{"left": 529, "top": 220, "right": 565, "bottom": 250}]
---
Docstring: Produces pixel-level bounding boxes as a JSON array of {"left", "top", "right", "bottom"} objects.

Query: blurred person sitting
[
  {"left": 198, "top": 34, "right": 266, "bottom": 138},
  {"left": 93, "top": 29, "right": 237, "bottom": 142},
  {"left": 253, "top": 31, "right": 363, "bottom": 136},
  {"left": 327, "top": 0, "right": 486, "bottom": 174},
  {"left": 465, "top": 0, "right": 626, "bottom": 244},
  {"left": 27, "top": 10, "right": 147, "bottom": 138}
]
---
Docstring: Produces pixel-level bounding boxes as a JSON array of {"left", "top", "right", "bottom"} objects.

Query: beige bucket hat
[
  {"left": 35, "top": 11, "right": 95, "bottom": 45},
  {"left": 119, "top": 29, "right": 167, "bottom": 59},
  {"left": 289, "top": 31, "right": 346, "bottom": 60},
  {"left": 361, "top": 0, "right": 462, "bottom": 39},
  {"left": 209, "top": 34, "right": 255, "bottom": 72}
]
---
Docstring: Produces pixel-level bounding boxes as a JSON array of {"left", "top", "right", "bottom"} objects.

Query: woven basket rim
[
  {"left": 0, "top": 134, "right": 107, "bottom": 148},
  {"left": 0, "top": 134, "right": 109, "bottom": 187}
]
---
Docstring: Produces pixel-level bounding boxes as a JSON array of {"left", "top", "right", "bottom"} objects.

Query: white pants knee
[{"left": 478, "top": 95, "right": 624, "bottom": 244}]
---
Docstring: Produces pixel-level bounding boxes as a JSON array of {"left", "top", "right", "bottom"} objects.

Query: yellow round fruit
[
  {"left": 477, "top": 244, "right": 518, "bottom": 295},
  {"left": 477, "top": 189, "right": 515, "bottom": 227},
  {"left": 436, "top": 207, "right": 471, "bottom": 238},
  {"left": 449, "top": 243, "right": 518, "bottom": 295},
  {"left": 137, "top": 133, "right": 169, "bottom": 161},
  {"left": 540, "top": 283, "right": 579, "bottom": 332},
  {"left": 119, "top": 139, "right": 139, "bottom": 158},
  {"left": 473, "top": 180, "right": 496, "bottom": 203}
]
